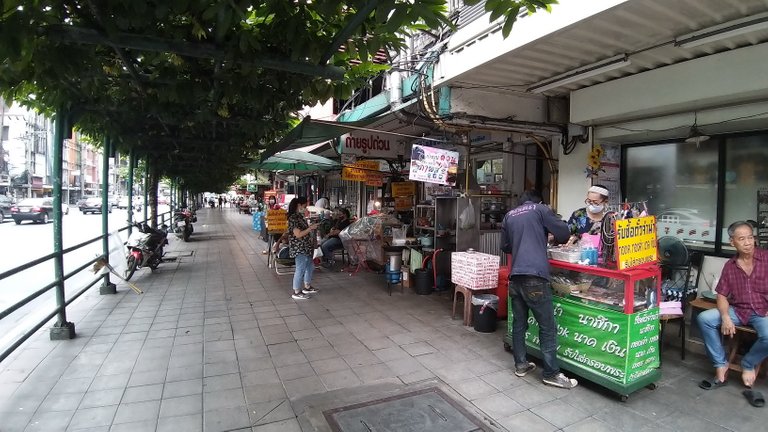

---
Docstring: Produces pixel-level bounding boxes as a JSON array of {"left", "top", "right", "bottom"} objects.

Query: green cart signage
[{"left": 509, "top": 297, "right": 660, "bottom": 388}]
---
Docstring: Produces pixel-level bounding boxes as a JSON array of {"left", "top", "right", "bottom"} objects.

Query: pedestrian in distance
[
  {"left": 287, "top": 197, "right": 320, "bottom": 300},
  {"left": 501, "top": 189, "right": 578, "bottom": 389}
]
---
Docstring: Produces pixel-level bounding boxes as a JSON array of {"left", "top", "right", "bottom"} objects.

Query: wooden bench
[{"left": 690, "top": 298, "right": 766, "bottom": 378}]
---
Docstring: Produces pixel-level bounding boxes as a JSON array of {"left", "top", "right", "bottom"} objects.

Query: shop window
[
  {"left": 723, "top": 135, "right": 768, "bottom": 250},
  {"left": 625, "top": 141, "right": 719, "bottom": 251},
  {"left": 475, "top": 158, "right": 503, "bottom": 184}
]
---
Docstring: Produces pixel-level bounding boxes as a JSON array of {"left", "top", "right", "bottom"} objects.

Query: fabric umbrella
[
  {"left": 243, "top": 150, "right": 339, "bottom": 195},
  {"left": 243, "top": 150, "right": 339, "bottom": 172}
]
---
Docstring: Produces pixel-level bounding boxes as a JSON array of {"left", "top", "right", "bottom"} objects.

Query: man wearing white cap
[{"left": 567, "top": 184, "right": 610, "bottom": 245}]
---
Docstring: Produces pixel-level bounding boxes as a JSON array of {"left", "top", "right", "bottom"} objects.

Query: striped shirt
[{"left": 716, "top": 248, "right": 768, "bottom": 324}]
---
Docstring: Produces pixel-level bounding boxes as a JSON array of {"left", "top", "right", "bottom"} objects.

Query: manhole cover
[{"left": 323, "top": 387, "right": 489, "bottom": 432}]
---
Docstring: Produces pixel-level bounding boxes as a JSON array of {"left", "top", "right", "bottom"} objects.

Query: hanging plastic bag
[
  {"left": 313, "top": 246, "right": 324, "bottom": 260},
  {"left": 459, "top": 199, "right": 475, "bottom": 230}
]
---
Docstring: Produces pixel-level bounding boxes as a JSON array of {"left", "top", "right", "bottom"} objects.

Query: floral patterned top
[
  {"left": 567, "top": 207, "right": 603, "bottom": 236},
  {"left": 288, "top": 213, "right": 313, "bottom": 258}
]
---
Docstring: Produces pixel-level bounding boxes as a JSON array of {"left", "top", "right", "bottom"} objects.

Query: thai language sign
[
  {"left": 342, "top": 160, "right": 383, "bottom": 186},
  {"left": 614, "top": 216, "right": 658, "bottom": 270},
  {"left": 391, "top": 181, "right": 416, "bottom": 197},
  {"left": 408, "top": 144, "right": 459, "bottom": 186},
  {"left": 266, "top": 209, "right": 288, "bottom": 234},
  {"left": 511, "top": 298, "right": 659, "bottom": 385},
  {"left": 341, "top": 132, "right": 404, "bottom": 159}
]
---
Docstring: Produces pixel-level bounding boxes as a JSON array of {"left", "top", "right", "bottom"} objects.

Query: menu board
[
  {"left": 409, "top": 145, "right": 459, "bottom": 186},
  {"left": 266, "top": 209, "right": 288, "bottom": 234},
  {"left": 759, "top": 188, "right": 768, "bottom": 248},
  {"left": 342, "top": 160, "right": 382, "bottom": 185},
  {"left": 391, "top": 181, "right": 416, "bottom": 197},
  {"left": 614, "top": 216, "right": 658, "bottom": 270}
]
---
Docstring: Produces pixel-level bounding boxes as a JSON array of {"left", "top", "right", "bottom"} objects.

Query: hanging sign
[
  {"left": 392, "top": 181, "right": 416, "bottom": 197},
  {"left": 408, "top": 144, "right": 459, "bottom": 186},
  {"left": 614, "top": 216, "right": 658, "bottom": 270},
  {"left": 341, "top": 131, "right": 405, "bottom": 159},
  {"left": 266, "top": 209, "right": 288, "bottom": 234},
  {"left": 394, "top": 196, "right": 413, "bottom": 211},
  {"left": 342, "top": 160, "right": 382, "bottom": 183}
]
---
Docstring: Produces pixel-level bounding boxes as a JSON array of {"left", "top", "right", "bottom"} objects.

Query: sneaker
[
  {"left": 291, "top": 292, "right": 310, "bottom": 300},
  {"left": 302, "top": 286, "right": 319, "bottom": 294},
  {"left": 542, "top": 373, "right": 578, "bottom": 389},
  {"left": 514, "top": 362, "right": 536, "bottom": 377}
]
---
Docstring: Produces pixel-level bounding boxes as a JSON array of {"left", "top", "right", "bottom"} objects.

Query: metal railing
[{"left": 0, "top": 210, "right": 173, "bottom": 364}]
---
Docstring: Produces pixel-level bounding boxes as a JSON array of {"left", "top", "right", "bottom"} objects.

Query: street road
[{"left": 0, "top": 205, "right": 171, "bottom": 356}]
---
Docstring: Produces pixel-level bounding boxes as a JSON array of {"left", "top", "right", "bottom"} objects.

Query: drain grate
[
  {"left": 323, "top": 387, "right": 489, "bottom": 432},
  {"left": 164, "top": 251, "right": 194, "bottom": 258}
]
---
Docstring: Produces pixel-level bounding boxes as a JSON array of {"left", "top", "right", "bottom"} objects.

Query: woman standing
[
  {"left": 288, "top": 197, "right": 319, "bottom": 300},
  {"left": 567, "top": 184, "right": 610, "bottom": 246}
]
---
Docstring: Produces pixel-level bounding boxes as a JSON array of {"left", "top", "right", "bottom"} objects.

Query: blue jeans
[
  {"left": 320, "top": 237, "right": 343, "bottom": 261},
  {"left": 509, "top": 275, "right": 560, "bottom": 378},
  {"left": 697, "top": 307, "right": 768, "bottom": 371},
  {"left": 293, "top": 254, "right": 314, "bottom": 292}
]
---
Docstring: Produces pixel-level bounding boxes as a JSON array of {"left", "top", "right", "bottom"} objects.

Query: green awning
[{"left": 259, "top": 116, "right": 376, "bottom": 162}]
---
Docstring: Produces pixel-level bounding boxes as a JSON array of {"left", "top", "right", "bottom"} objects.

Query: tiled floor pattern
[{"left": 0, "top": 208, "right": 765, "bottom": 431}]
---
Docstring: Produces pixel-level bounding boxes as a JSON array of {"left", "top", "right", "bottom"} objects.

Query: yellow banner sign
[
  {"left": 392, "top": 181, "right": 416, "bottom": 197},
  {"left": 266, "top": 209, "right": 288, "bottom": 234},
  {"left": 614, "top": 216, "right": 658, "bottom": 270},
  {"left": 342, "top": 160, "right": 382, "bottom": 183},
  {"left": 394, "top": 196, "right": 413, "bottom": 211}
]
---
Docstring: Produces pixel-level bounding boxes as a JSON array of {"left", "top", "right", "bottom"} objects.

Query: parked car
[
  {"left": 0, "top": 195, "right": 13, "bottom": 224},
  {"left": 10, "top": 198, "right": 54, "bottom": 224},
  {"left": 80, "top": 197, "right": 114, "bottom": 214}
]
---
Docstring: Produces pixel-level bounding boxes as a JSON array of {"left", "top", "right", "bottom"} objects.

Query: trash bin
[
  {"left": 413, "top": 269, "right": 433, "bottom": 295},
  {"left": 472, "top": 294, "right": 499, "bottom": 333}
]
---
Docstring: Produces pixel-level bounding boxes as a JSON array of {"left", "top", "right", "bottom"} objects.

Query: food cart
[{"left": 504, "top": 216, "right": 662, "bottom": 400}]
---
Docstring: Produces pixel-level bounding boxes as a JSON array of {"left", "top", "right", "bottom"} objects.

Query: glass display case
[{"left": 549, "top": 260, "right": 660, "bottom": 314}]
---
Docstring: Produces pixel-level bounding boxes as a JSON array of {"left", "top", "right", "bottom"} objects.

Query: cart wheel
[
  {"left": 503, "top": 343, "right": 512, "bottom": 352},
  {"left": 620, "top": 395, "right": 629, "bottom": 403},
  {"left": 646, "top": 383, "right": 658, "bottom": 390}
]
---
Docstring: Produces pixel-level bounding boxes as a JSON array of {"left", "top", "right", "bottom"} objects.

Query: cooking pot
[{"left": 419, "top": 235, "right": 433, "bottom": 247}]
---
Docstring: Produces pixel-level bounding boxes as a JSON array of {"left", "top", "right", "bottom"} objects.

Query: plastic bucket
[
  {"left": 413, "top": 269, "right": 433, "bottom": 295},
  {"left": 472, "top": 294, "right": 499, "bottom": 333}
]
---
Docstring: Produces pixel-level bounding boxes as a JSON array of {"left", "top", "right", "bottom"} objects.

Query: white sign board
[{"left": 340, "top": 131, "right": 405, "bottom": 159}]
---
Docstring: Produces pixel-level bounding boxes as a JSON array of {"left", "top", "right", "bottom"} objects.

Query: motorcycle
[
  {"left": 124, "top": 222, "right": 169, "bottom": 281},
  {"left": 173, "top": 207, "right": 195, "bottom": 242}
]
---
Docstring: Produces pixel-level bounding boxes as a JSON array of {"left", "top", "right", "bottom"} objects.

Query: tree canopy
[{"left": 0, "top": 0, "right": 551, "bottom": 192}]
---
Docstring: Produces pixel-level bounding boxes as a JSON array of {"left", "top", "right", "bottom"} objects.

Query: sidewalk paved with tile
[{"left": 0, "top": 207, "right": 765, "bottom": 432}]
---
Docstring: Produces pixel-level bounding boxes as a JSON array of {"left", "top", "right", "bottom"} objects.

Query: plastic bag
[
  {"left": 313, "top": 247, "right": 324, "bottom": 260},
  {"left": 459, "top": 199, "right": 475, "bottom": 230}
]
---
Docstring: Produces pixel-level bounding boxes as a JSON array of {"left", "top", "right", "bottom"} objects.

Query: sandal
[
  {"left": 743, "top": 389, "right": 766, "bottom": 408},
  {"left": 699, "top": 378, "right": 727, "bottom": 390}
]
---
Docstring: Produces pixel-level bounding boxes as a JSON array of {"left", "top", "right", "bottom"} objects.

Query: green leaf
[{"left": 501, "top": 9, "right": 520, "bottom": 38}]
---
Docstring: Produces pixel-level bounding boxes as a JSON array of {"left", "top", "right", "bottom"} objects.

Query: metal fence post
[
  {"left": 100, "top": 137, "right": 116, "bottom": 295},
  {"left": 127, "top": 149, "right": 135, "bottom": 235},
  {"left": 50, "top": 107, "right": 75, "bottom": 340}
]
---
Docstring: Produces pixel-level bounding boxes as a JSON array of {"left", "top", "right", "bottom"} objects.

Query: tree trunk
[{"left": 147, "top": 156, "right": 160, "bottom": 228}]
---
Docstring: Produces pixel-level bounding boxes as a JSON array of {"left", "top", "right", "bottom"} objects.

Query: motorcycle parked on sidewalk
[
  {"left": 173, "top": 207, "right": 195, "bottom": 242},
  {"left": 124, "top": 222, "right": 169, "bottom": 281}
]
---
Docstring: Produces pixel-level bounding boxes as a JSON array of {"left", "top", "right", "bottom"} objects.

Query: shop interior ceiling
[{"left": 443, "top": 0, "right": 768, "bottom": 97}]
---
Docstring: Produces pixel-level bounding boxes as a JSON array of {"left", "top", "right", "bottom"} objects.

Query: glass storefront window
[
  {"left": 723, "top": 135, "right": 768, "bottom": 250},
  {"left": 625, "top": 141, "right": 719, "bottom": 250}
]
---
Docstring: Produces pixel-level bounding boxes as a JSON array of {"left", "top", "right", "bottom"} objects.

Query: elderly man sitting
[
  {"left": 697, "top": 221, "right": 768, "bottom": 408},
  {"left": 320, "top": 208, "right": 351, "bottom": 266}
]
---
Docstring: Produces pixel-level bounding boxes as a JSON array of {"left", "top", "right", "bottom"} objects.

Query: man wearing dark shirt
[
  {"left": 501, "top": 190, "right": 577, "bottom": 389},
  {"left": 320, "top": 208, "right": 351, "bottom": 265},
  {"left": 697, "top": 221, "right": 768, "bottom": 393}
]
